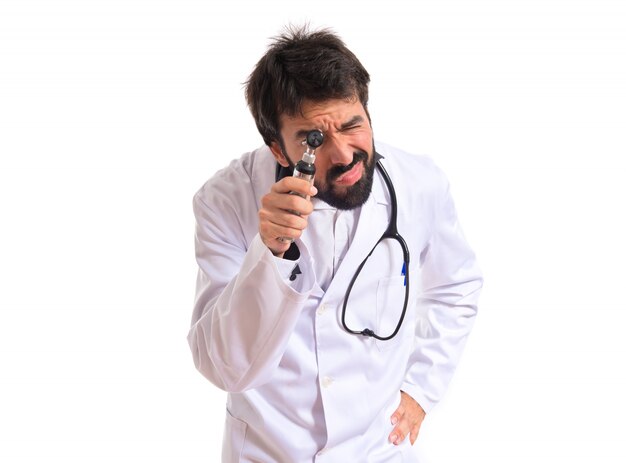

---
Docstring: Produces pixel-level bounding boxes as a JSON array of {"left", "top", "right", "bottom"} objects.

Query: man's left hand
[{"left": 388, "top": 391, "right": 426, "bottom": 446}]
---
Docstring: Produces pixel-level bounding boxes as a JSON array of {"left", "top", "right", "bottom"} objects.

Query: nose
[{"left": 324, "top": 136, "right": 354, "bottom": 166}]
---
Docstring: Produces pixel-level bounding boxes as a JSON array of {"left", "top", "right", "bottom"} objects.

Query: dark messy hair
[{"left": 245, "top": 25, "right": 371, "bottom": 146}]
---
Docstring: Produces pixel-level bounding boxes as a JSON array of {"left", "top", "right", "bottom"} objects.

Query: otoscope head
[{"left": 306, "top": 130, "right": 324, "bottom": 148}]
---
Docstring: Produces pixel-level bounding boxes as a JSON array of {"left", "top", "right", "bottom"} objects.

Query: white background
[{"left": 1, "top": 0, "right": 625, "bottom": 461}]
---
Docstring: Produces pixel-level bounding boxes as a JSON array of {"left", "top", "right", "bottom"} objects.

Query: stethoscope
[
  {"left": 341, "top": 157, "right": 411, "bottom": 341},
  {"left": 275, "top": 130, "right": 411, "bottom": 341}
]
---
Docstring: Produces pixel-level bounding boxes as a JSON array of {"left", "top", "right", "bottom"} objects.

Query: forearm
[
  {"left": 401, "top": 275, "right": 482, "bottom": 412},
  {"left": 402, "top": 173, "right": 483, "bottom": 412},
  {"left": 188, "top": 234, "right": 313, "bottom": 392}
]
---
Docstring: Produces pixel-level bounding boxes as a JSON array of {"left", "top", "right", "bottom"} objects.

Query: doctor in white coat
[{"left": 188, "top": 26, "right": 482, "bottom": 462}]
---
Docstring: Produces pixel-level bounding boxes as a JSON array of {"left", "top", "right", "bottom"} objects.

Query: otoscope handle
[
  {"left": 277, "top": 161, "right": 316, "bottom": 244},
  {"left": 277, "top": 130, "right": 321, "bottom": 245},
  {"left": 291, "top": 160, "right": 316, "bottom": 197}
]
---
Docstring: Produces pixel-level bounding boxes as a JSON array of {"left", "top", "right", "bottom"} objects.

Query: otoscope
[
  {"left": 277, "top": 129, "right": 324, "bottom": 244},
  {"left": 292, "top": 129, "right": 324, "bottom": 195}
]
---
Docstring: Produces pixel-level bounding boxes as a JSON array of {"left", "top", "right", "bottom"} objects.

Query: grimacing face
[{"left": 270, "top": 98, "right": 376, "bottom": 210}]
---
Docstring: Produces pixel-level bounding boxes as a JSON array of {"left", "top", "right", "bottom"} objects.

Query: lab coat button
[
  {"left": 316, "top": 304, "right": 327, "bottom": 315},
  {"left": 321, "top": 376, "right": 334, "bottom": 388}
]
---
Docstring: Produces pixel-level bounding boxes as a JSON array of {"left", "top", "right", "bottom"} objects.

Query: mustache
[{"left": 327, "top": 151, "right": 369, "bottom": 180}]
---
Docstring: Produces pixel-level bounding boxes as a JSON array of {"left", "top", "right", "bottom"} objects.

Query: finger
[
  {"left": 264, "top": 208, "right": 309, "bottom": 230},
  {"left": 409, "top": 424, "right": 420, "bottom": 445},
  {"left": 263, "top": 192, "right": 314, "bottom": 218},
  {"left": 388, "top": 413, "right": 412, "bottom": 445},
  {"left": 259, "top": 213, "right": 307, "bottom": 243},
  {"left": 388, "top": 421, "right": 409, "bottom": 445},
  {"left": 260, "top": 229, "right": 296, "bottom": 256},
  {"left": 272, "top": 177, "right": 317, "bottom": 197},
  {"left": 259, "top": 210, "right": 309, "bottom": 245},
  {"left": 388, "top": 399, "right": 405, "bottom": 444},
  {"left": 390, "top": 401, "right": 405, "bottom": 427},
  {"left": 387, "top": 391, "right": 426, "bottom": 446}
]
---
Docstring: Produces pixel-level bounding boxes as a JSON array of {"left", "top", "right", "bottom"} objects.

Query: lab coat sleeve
[
  {"left": 188, "top": 180, "right": 315, "bottom": 393},
  {"left": 401, "top": 173, "right": 482, "bottom": 413}
]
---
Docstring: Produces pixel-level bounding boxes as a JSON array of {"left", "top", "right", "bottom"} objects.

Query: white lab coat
[{"left": 188, "top": 141, "right": 482, "bottom": 462}]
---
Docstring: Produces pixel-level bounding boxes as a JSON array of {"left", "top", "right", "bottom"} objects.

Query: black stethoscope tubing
[
  {"left": 275, "top": 154, "right": 411, "bottom": 341},
  {"left": 340, "top": 158, "right": 411, "bottom": 341}
]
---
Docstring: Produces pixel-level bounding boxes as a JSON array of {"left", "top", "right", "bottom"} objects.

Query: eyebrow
[
  {"left": 340, "top": 115, "right": 365, "bottom": 130},
  {"left": 293, "top": 115, "right": 365, "bottom": 140}
]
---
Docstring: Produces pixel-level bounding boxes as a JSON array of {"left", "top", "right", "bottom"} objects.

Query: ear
[{"left": 270, "top": 141, "right": 290, "bottom": 168}]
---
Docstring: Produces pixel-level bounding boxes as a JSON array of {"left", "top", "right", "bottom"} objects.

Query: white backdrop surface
[{"left": 1, "top": 1, "right": 625, "bottom": 462}]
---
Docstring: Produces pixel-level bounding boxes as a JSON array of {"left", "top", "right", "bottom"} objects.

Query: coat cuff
[
  {"left": 400, "top": 382, "right": 436, "bottom": 414},
  {"left": 250, "top": 234, "right": 316, "bottom": 296}
]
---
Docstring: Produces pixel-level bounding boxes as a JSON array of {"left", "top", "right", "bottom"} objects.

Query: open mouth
[{"left": 334, "top": 161, "right": 363, "bottom": 186}]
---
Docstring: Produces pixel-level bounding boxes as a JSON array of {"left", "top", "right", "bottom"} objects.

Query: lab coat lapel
[{"left": 325, "top": 170, "right": 390, "bottom": 299}]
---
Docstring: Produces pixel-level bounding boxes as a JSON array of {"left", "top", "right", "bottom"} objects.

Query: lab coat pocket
[
  {"left": 222, "top": 409, "right": 248, "bottom": 463},
  {"left": 376, "top": 276, "right": 409, "bottom": 351}
]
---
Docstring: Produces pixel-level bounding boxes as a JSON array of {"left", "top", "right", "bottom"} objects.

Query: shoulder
[
  {"left": 194, "top": 145, "right": 276, "bottom": 210},
  {"left": 374, "top": 141, "right": 448, "bottom": 194},
  {"left": 192, "top": 146, "right": 276, "bottom": 247}
]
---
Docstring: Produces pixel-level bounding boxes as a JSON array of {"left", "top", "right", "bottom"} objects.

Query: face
[{"left": 270, "top": 98, "right": 376, "bottom": 210}]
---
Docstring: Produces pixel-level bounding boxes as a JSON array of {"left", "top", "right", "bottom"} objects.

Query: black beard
[
  {"left": 281, "top": 144, "right": 376, "bottom": 210},
  {"left": 314, "top": 149, "right": 375, "bottom": 210}
]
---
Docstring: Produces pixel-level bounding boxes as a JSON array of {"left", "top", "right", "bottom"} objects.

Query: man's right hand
[{"left": 259, "top": 177, "right": 317, "bottom": 257}]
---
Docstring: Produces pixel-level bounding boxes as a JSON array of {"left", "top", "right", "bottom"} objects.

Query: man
[{"left": 188, "top": 26, "right": 482, "bottom": 462}]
